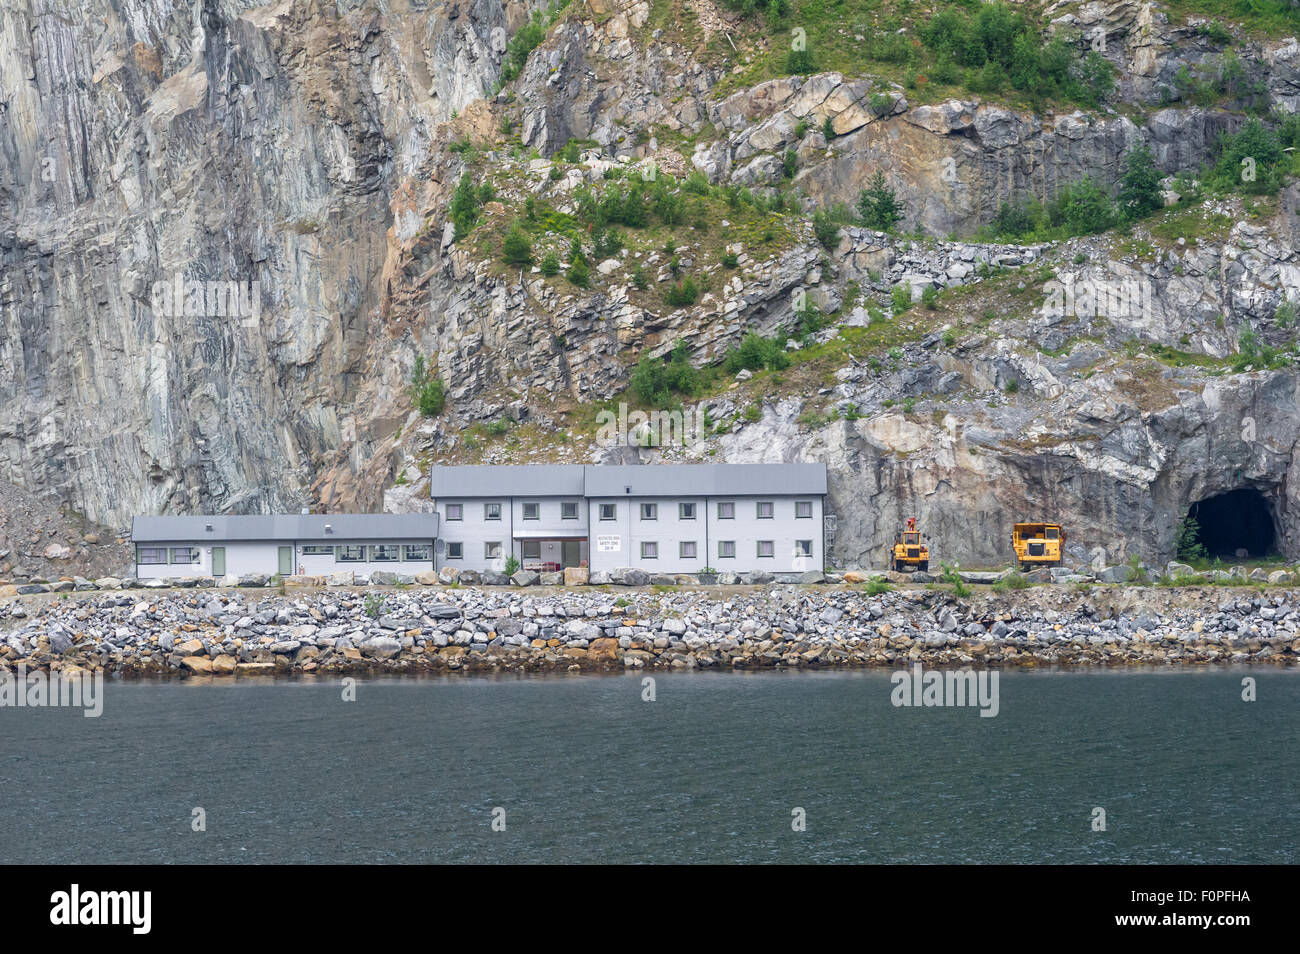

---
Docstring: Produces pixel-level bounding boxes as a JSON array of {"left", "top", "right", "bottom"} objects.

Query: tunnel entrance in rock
[{"left": 1186, "top": 489, "right": 1276, "bottom": 559}]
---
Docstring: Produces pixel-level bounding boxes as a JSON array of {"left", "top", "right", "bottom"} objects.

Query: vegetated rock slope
[{"left": 1, "top": 0, "right": 1299, "bottom": 570}]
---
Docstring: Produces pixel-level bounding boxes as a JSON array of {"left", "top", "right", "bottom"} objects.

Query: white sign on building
[{"left": 596, "top": 535, "right": 621, "bottom": 553}]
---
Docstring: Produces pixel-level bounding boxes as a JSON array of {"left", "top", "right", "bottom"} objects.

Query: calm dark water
[{"left": 2, "top": 669, "right": 1296, "bottom": 864}]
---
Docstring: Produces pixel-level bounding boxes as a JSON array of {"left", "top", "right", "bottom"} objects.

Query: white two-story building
[{"left": 429, "top": 463, "right": 827, "bottom": 574}]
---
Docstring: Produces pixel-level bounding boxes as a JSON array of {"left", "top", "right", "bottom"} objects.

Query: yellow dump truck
[
  {"left": 891, "top": 517, "right": 930, "bottom": 572},
  {"left": 1011, "top": 522, "right": 1066, "bottom": 568}
]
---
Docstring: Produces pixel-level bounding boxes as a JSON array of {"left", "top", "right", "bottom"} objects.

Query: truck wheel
[{"left": 919, "top": 561, "right": 928, "bottom": 571}]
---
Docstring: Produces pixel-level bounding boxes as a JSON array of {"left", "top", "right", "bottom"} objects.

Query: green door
[
  {"left": 211, "top": 547, "right": 226, "bottom": 577},
  {"left": 278, "top": 546, "right": 293, "bottom": 576},
  {"left": 562, "top": 541, "right": 581, "bottom": 568}
]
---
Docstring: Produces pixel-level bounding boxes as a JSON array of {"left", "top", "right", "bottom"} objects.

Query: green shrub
[
  {"left": 628, "top": 341, "right": 701, "bottom": 405},
  {"left": 724, "top": 332, "right": 790, "bottom": 373},
  {"left": 1176, "top": 515, "right": 1208, "bottom": 563},
  {"left": 540, "top": 251, "right": 560, "bottom": 276},
  {"left": 813, "top": 209, "right": 841, "bottom": 250},
  {"left": 1117, "top": 143, "right": 1165, "bottom": 221},
  {"left": 632, "top": 264, "right": 649, "bottom": 290},
  {"left": 664, "top": 277, "right": 699, "bottom": 307},
  {"left": 450, "top": 173, "right": 481, "bottom": 241},
  {"left": 722, "top": 252, "right": 740, "bottom": 269},
  {"left": 940, "top": 563, "right": 970, "bottom": 598},
  {"left": 786, "top": 47, "right": 816, "bottom": 75},
  {"left": 865, "top": 577, "right": 892, "bottom": 596}
]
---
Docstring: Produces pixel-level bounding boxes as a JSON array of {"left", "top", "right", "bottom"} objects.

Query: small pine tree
[
  {"left": 540, "top": 251, "right": 560, "bottom": 276},
  {"left": 501, "top": 221, "right": 533, "bottom": 265},
  {"left": 567, "top": 254, "right": 590, "bottom": 288},
  {"left": 1117, "top": 143, "right": 1165, "bottom": 221},
  {"left": 857, "top": 170, "right": 902, "bottom": 231}
]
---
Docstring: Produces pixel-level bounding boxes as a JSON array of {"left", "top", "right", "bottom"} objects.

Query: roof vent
[
  {"left": 301, "top": 507, "right": 310, "bottom": 515},
  {"left": 205, "top": 524, "right": 213, "bottom": 532},
  {"left": 324, "top": 524, "right": 333, "bottom": 533},
  {"left": 625, "top": 486, "right": 632, "bottom": 494}
]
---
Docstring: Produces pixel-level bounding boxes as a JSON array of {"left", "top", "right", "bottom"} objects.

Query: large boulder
[
  {"left": 564, "top": 567, "right": 590, "bottom": 586},
  {"left": 611, "top": 567, "right": 650, "bottom": 586},
  {"left": 327, "top": 571, "right": 354, "bottom": 586},
  {"left": 437, "top": 566, "right": 460, "bottom": 585},
  {"left": 360, "top": 635, "right": 402, "bottom": 660},
  {"left": 414, "top": 570, "right": 439, "bottom": 585},
  {"left": 511, "top": 570, "right": 540, "bottom": 587},
  {"left": 370, "top": 570, "right": 399, "bottom": 585},
  {"left": 238, "top": 573, "right": 269, "bottom": 588}
]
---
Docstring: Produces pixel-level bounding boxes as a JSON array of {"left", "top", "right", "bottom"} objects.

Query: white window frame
[
  {"left": 679, "top": 502, "right": 696, "bottom": 520},
  {"left": 337, "top": 545, "right": 366, "bottom": 562},
  {"left": 302, "top": 545, "right": 334, "bottom": 556},
  {"left": 561, "top": 501, "right": 579, "bottom": 520},
  {"left": 640, "top": 503, "right": 658, "bottom": 521},
  {"left": 484, "top": 541, "right": 502, "bottom": 560},
  {"left": 796, "top": 540, "right": 813, "bottom": 557},
  {"left": 370, "top": 544, "right": 401, "bottom": 562},
  {"left": 522, "top": 502, "right": 540, "bottom": 520},
  {"left": 446, "top": 542, "right": 464, "bottom": 560},
  {"left": 484, "top": 502, "right": 502, "bottom": 521},
  {"left": 138, "top": 546, "right": 168, "bottom": 565},
  {"left": 403, "top": 544, "right": 432, "bottom": 561},
  {"left": 599, "top": 503, "right": 617, "bottom": 521}
]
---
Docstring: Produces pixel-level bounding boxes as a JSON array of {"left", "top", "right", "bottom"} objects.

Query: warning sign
[{"left": 596, "top": 535, "right": 621, "bottom": 553}]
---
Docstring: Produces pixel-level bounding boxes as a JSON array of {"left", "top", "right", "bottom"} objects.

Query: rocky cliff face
[
  {"left": 1, "top": 0, "right": 513, "bottom": 527},
  {"left": 3, "top": 0, "right": 1300, "bottom": 572}
]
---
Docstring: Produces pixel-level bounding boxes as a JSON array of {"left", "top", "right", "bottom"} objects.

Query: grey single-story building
[
  {"left": 130, "top": 513, "right": 440, "bottom": 580},
  {"left": 429, "top": 462, "right": 828, "bottom": 574}
]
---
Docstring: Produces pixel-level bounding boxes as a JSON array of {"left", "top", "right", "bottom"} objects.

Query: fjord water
[{"left": 2, "top": 670, "right": 1296, "bottom": 864}]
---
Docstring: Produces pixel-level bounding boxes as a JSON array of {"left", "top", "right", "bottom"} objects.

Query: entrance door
[
  {"left": 212, "top": 547, "right": 226, "bottom": 577},
  {"left": 562, "top": 540, "right": 582, "bottom": 568},
  {"left": 278, "top": 546, "right": 293, "bottom": 576}
]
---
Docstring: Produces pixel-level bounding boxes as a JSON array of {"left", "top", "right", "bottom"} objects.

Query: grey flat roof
[
  {"left": 429, "top": 464, "right": 587, "bottom": 498},
  {"left": 132, "top": 513, "right": 439, "bottom": 543},
  {"left": 427, "top": 462, "right": 827, "bottom": 499},
  {"left": 582, "top": 463, "right": 827, "bottom": 497}
]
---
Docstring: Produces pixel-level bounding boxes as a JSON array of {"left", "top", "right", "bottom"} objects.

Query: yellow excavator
[
  {"left": 890, "top": 517, "right": 930, "bottom": 572},
  {"left": 1011, "top": 522, "right": 1066, "bottom": 568}
]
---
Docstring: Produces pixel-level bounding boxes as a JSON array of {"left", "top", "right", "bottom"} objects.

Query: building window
[
  {"left": 371, "top": 544, "right": 401, "bottom": 562},
  {"left": 445, "top": 503, "right": 463, "bottom": 521},
  {"left": 599, "top": 503, "right": 617, "bottom": 521},
  {"left": 680, "top": 541, "right": 697, "bottom": 559},
  {"left": 757, "top": 540, "right": 775, "bottom": 558},
  {"left": 484, "top": 503, "right": 502, "bottom": 521},
  {"left": 138, "top": 546, "right": 168, "bottom": 565},
  {"left": 562, "top": 501, "right": 579, "bottom": 519},
  {"left": 796, "top": 540, "right": 813, "bottom": 557},
  {"left": 679, "top": 502, "right": 696, "bottom": 520},
  {"left": 446, "top": 542, "right": 464, "bottom": 560},
  {"left": 522, "top": 540, "right": 541, "bottom": 561},
  {"left": 404, "top": 544, "right": 432, "bottom": 561},
  {"left": 640, "top": 503, "right": 657, "bottom": 520},
  {"left": 302, "top": 545, "right": 333, "bottom": 556},
  {"left": 337, "top": 545, "right": 366, "bottom": 562},
  {"left": 718, "top": 540, "right": 736, "bottom": 559},
  {"left": 717, "top": 501, "right": 735, "bottom": 519},
  {"left": 641, "top": 541, "right": 658, "bottom": 560},
  {"left": 169, "top": 547, "right": 197, "bottom": 564},
  {"left": 522, "top": 502, "right": 539, "bottom": 520},
  {"left": 757, "top": 501, "right": 774, "bottom": 519},
  {"left": 796, "top": 500, "right": 813, "bottom": 519},
  {"left": 485, "top": 542, "right": 502, "bottom": 560}
]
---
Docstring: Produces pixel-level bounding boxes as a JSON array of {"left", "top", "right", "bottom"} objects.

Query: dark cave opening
[{"left": 1186, "top": 489, "right": 1276, "bottom": 559}]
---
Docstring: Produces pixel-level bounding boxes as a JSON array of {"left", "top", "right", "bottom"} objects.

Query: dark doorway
[{"left": 1186, "top": 489, "right": 1275, "bottom": 559}]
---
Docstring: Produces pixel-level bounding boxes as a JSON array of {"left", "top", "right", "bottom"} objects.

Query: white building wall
[
  {"left": 435, "top": 495, "right": 588, "bottom": 571},
  {"left": 136, "top": 539, "right": 435, "bottom": 580},
  {"left": 586, "top": 495, "right": 824, "bottom": 574}
]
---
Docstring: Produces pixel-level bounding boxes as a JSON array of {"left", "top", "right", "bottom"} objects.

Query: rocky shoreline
[{"left": 3, "top": 582, "right": 1298, "bottom": 677}]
